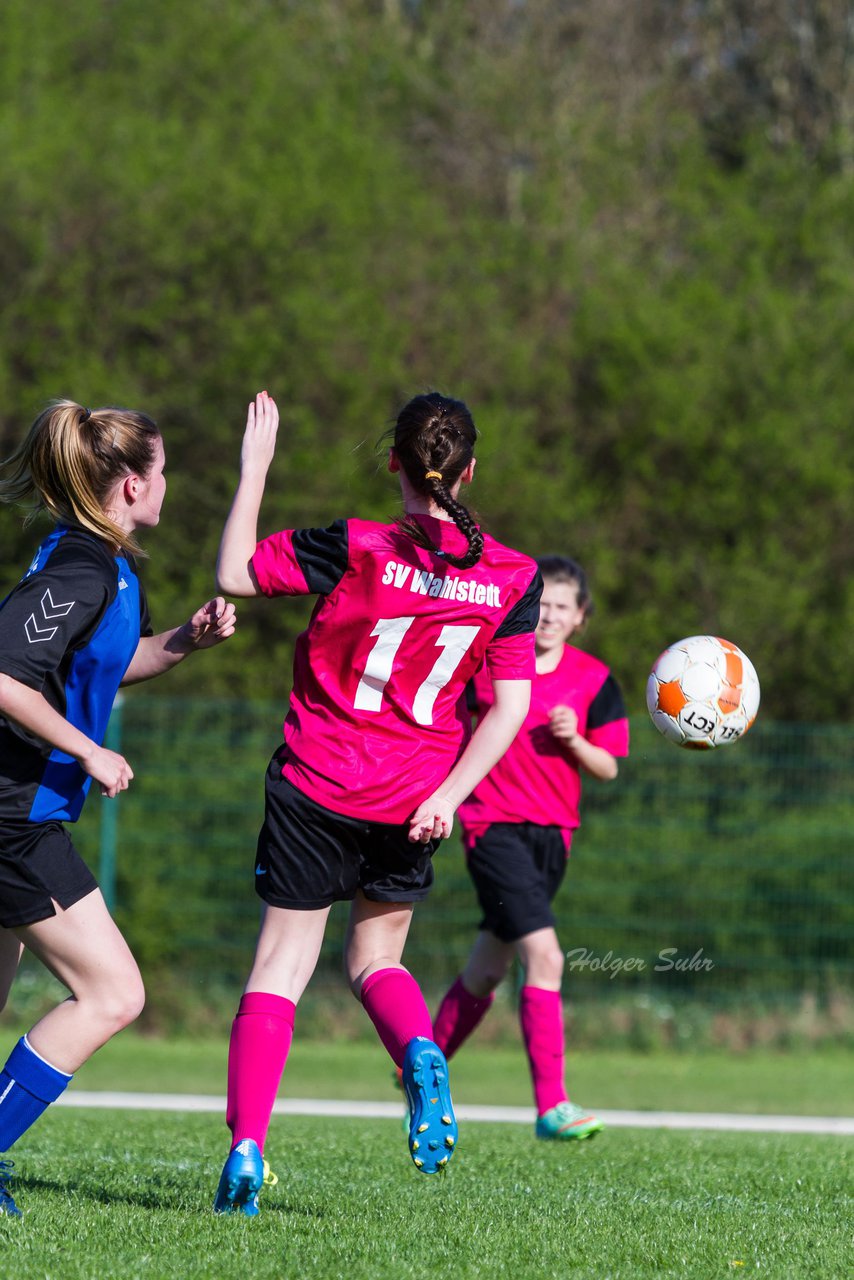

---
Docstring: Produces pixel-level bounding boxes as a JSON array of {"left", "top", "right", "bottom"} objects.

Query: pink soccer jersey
[
  {"left": 458, "top": 644, "right": 630, "bottom": 846},
  {"left": 251, "top": 514, "right": 541, "bottom": 823}
]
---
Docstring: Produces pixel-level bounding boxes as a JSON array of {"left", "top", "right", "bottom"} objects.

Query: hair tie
[
  {"left": 425, "top": 470, "right": 443, "bottom": 481},
  {"left": 80, "top": 407, "right": 92, "bottom": 423}
]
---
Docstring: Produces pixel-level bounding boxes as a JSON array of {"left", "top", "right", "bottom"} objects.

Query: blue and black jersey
[{"left": 0, "top": 525, "right": 152, "bottom": 824}]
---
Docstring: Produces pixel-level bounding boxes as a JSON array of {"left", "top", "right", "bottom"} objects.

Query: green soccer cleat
[
  {"left": 0, "top": 1161, "right": 22, "bottom": 1218},
  {"left": 535, "top": 1101, "right": 604, "bottom": 1142}
]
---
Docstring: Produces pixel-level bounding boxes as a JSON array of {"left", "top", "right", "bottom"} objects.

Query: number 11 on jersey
[{"left": 354, "top": 617, "right": 480, "bottom": 726}]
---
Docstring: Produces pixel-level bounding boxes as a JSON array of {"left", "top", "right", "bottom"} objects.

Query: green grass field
[
  {"left": 1, "top": 1108, "right": 850, "bottom": 1280},
  {"left": 0, "top": 1030, "right": 851, "bottom": 1277}
]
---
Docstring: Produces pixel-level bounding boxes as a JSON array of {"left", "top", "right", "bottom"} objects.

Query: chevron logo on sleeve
[{"left": 25, "top": 588, "right": 76, "bottom": 644}]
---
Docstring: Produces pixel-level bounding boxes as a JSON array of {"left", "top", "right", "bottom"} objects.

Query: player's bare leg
[
  {"left": 215, "top": 904, "right": 331, "bottom": 1216},
  {"left": 344, "top": 893, "right": 415, "bottom": 993},
  {"left": 0, "top": 929, "right": 25, "bottom": 1216},
  {"left": 0, "top": 892, "right": 142, "bottom": 1214},
  {"left": 16, "top": 891, "right": 144, "bottom": 1072},
  {"left": 246, "top": 902, "right": 331, "bottom": 1004},
  {"left": 346, "top": 892, "right": 457, "bottom": 1174},
  {"left": 514, "top": 926, "right": 564, "bottom": 991},
  {"left": 0, "top": 929, "right": 23, "bottom": 1015},
  {"left": 459, "top": 929, "right": 516, "bottom": 997},
  {"left": 435, "top": 929, "right": 561, "bottom": 1060},
  {"left": 433, "top": 928, "right": 563, "bottom": 1066},
  {"left": 430, "top": 930, "right": 512, "bottom": 1070}
]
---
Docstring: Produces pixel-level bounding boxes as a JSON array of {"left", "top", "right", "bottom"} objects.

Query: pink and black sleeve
[
  {"left": 251, "top": 520, "right": 350, "bottom": 597},
  {"left": 587, "top": 673, "right": 630, "bottom": 757}
]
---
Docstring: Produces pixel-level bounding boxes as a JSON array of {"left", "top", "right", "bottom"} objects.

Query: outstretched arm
[
  {"left": 408, "top": 678, "right": 531, "bottom": 843},
  {"left": 216, "top": 390, "right": 280, "bottom": 597},
  {"left": 122, "top": 597, "right": 237, "bottom": 684}
]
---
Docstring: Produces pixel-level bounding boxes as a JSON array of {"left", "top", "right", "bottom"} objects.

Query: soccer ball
[{"left": 646, "top": 635, "right": 760, "bottom": 749}]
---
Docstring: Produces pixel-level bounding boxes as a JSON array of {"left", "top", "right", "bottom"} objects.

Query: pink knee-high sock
[
  {"left": 360, "top": 967, "right": 434, "bottom": 1068},
  {"left": 433, "top": 975, "right": 495, "bottom": 1060},
  {"left": 226, "top": 991, "right": 295, "bottom": 1151},
  {"left": 519, "top": 985, "right": 568, "bottom": 1116}
]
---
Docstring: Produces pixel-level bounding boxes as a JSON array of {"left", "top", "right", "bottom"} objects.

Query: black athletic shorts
[
  {"left": 0, "top": 819, "right": 99, "bottom": 928},
  {"left": 466, "top": 822, "right": 569, "bottom": 943},
  {"left": 255, "top": 761, "right": 438, "bottom": 910}
]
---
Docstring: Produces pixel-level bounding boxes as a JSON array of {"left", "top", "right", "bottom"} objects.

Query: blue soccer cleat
[
  {"left": 213, "top": 1139, "right": 267, "bottom": 1216},
  {"left": 0, "top": 1161, "right": 22, "bottom": 1218},
  {"left": 402, "top": 1037, "right": 458, "bottom": 1174}
]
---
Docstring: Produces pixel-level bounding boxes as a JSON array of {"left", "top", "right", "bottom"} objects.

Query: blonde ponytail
[{"left": 0, "top": 400, "right": 160, "bottom": 555}]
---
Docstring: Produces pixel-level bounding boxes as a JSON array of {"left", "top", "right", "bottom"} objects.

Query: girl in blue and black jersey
[{"left": 0, "top": 400, "right": 236, "bottom": 1218}]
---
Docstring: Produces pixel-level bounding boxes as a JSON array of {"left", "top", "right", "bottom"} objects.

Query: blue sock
[{"left": 0, "top": 1036, "right": 73, "bottom": 1151}]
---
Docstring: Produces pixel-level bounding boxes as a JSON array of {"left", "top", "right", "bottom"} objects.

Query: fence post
[{"left": 99, "top": 693, "right": 123, "bottom": 912}]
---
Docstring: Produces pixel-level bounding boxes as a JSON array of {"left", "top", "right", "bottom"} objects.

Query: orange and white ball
[{"left": 646, "top": 636, "right": 760, "bottom": 749}]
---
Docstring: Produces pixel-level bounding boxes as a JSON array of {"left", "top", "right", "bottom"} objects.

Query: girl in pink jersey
[
  {"left": 213, "top": 390, "right": 541, "bottom": 1212},
  {"left": 431, "top": 555, "right": 629, "bottom": 1142}
]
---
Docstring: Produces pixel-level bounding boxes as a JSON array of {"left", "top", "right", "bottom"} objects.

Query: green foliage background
[{"left": 1, "top": 0, "right": 852, "bottom": 720}]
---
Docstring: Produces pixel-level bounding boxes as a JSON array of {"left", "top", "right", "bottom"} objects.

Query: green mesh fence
[{"left": 66, "top": 696, "right": 851, "bottom": 1017}]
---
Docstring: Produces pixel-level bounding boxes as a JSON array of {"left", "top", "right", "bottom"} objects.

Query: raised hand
[{"left": 240, "top": 390, "right": 280, "bottom": 478}]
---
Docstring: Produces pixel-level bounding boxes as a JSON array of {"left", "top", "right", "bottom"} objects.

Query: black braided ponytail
[{"left": 389, "top": 392, "right": 483, "bottom": 569}]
